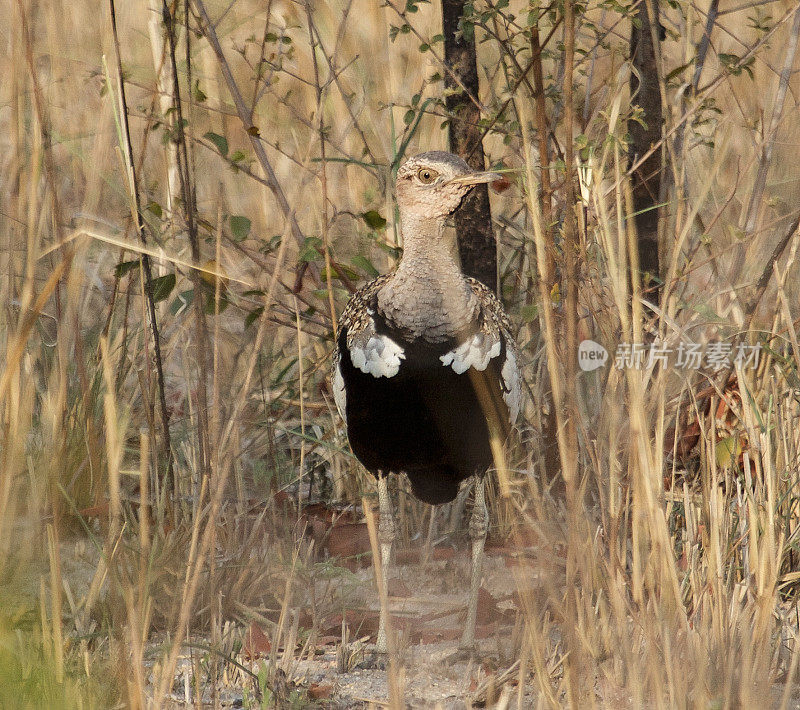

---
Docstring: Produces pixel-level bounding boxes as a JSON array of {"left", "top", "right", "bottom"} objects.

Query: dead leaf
[
  {"left": 308, "top": 683, "right": 333, "bottom": 699},
  {"left": 243, "top": 621, "right": 271, "bottom": 658},
  {"left": 324, "top": 522, "right": 372, "bottom": 569},
  {"left": 476, "top": 587, "right": 512, "bottom": 625},
  {"left": 79, "top": 501, "right": 109, "bottom": 519},
  {"left": 491, "top": 177, "right": 512, "bottom": 193}
]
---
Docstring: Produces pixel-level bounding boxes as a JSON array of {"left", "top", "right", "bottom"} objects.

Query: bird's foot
[
  {"left": 354, "top": 645, "right": 388, "bottom": 670},
  {"left": 447, "top": 644, "right": 478, "bottom": 663},
  {"left": 336, "top": 639, "right": 387, "bottom": 673}
]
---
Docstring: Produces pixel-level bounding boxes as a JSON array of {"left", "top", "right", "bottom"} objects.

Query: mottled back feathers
[{"left": 332, "top": 275, "right": 521, "bottom": 435}]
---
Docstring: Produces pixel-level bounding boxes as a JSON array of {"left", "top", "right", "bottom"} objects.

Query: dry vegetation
[{"left": 3, "top": 0, "right": 800, "bottom": 707}]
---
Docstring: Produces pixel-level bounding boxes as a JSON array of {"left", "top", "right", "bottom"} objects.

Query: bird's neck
[
  {"left": 376, "top": 211, "right": 476, "bottom": 344},
  {"left": 397, "top": 211, "right": 459, "bottom": 273}
]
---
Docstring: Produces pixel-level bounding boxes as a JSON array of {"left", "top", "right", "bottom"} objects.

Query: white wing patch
[
  {"left": 440, "top": 333, "right": 501, "bottom": 374},
  {"left": 333, "top": 360, "right": 347, "bottom": 418},
  {"left": 501, "top": 346, "right": 521, "bottom": 423},
  {"left": 350, "top": 334, "right": 406, "bottom": 378}
]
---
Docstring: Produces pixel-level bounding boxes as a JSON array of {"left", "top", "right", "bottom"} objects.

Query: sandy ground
[{"left": 154, "top": 548, "right": 542, "bottom": 708}]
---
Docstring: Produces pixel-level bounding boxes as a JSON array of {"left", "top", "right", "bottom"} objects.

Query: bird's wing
[
  {"left": 333, "top": 275, "right": 521, "bottom": 425},
  {"left": 450, "top": 277, "right": 521, "bottom": 424},
  {"left": 331, "top": 275, "right": 398, "bottom": 418}
]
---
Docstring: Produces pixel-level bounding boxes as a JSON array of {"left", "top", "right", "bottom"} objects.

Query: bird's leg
[
  {"left": 376, "top": 473, "right": 395, "bottom": 654},
  {"left": 460, "top": 476, "right": 488, "bottom": 651}
]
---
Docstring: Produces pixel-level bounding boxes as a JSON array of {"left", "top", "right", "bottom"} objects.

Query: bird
[{"left": 331, "top": 150, "right": 521, "bottom": 654}]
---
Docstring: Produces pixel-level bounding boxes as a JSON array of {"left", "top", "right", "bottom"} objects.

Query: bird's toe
[
  {"left": 449, "top": 645, "right": 478, "bottom": 663},
  {"left": 354, "top": 648, "right": 388, "bottom": 670}
]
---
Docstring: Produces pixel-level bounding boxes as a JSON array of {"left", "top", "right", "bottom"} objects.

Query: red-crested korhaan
[{"left": 332, "top": 151, "right": 521, "bottom": 653}]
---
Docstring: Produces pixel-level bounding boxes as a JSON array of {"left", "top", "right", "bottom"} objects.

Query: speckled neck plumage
[{"left": 376, "top": 210, "right": 477, "bottom": 344}]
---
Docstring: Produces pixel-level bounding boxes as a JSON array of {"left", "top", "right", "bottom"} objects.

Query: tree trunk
[
  {"left": 442, "top": 0, "right": 497, "bottom": 292},
  {"left": 628, "top": 0, "right": 662, "bottom": 301}
]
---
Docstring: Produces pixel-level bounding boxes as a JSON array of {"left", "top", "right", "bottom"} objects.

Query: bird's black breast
[{"left": 337, "top": 322, "right": 508, "bottom": 505}]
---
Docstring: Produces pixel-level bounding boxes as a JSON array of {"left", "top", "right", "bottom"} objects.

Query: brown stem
[
  {"left": 108, "top": 0, "right": 174, "bottom": 493},
  {"left": 743, "top": 5, "right": 800, "bottom": 236},
  {"left": 163, "top": 0, "right": 211, "bottom": 482},
  {"left": 629, "top": 0, "right": 663, "bottom": 301},
  {"left": 442, "top": 0, "right": 497, "bottom": 291},
  {"left": 193, "top": 0, "right": 308, "bottom": 254},
  {"left": 529, "top": 8, "right": 555, "bottom": 288},
  {"left": 561, "top": 0, "right": 585, "bottom": 701},
  {"left": 305, "top": 3, "right": 338, "bottom": 334}
]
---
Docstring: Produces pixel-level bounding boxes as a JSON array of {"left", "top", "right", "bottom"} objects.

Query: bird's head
[{"left": 395, "top": 151, "right": 502, "bottom": 219}]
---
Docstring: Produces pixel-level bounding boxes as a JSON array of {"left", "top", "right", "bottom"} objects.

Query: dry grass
[{"left": 2, "top": 0, "right": 800, "bottom": 707}]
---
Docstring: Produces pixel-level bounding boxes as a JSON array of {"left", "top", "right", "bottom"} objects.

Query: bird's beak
[{"left": 447, "top": 170, "right": 504, "bottom": 187}]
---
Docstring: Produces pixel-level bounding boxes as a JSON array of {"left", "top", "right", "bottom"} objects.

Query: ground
[
  {"left": 150, "top": 541, "right": 542, "bottom": 708},
  {"left": 56, "top": 505, "right": 800, "bottom": 708}
]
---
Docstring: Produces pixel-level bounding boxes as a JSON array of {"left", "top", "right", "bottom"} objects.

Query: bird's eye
[{"left": 417, "top": 168, "right": 439, "bottom": 184}]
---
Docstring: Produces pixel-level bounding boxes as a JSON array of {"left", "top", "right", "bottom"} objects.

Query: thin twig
[
  {"left": 162, "top": 0, "right": 211, "bottom": 481},
  {"left": 385, "top": 0, "right": 487, "bottom": 115},
  {"left": 305, "top": 2, "right": 338, "bottom": 333},
  {"left": 468, "top": 18, "right": 563, "bottom": 162},
  {"left": 743, "top": 3, "right": 800, "bottom": 235},
  {"left": 192, "top": 0, "right": 308, "bottom": 253},
  {"left": 310, "top": 7, "right": 376, "bottom": 167},
  {"left": 108, "top": 0, "right": 174, "bottom": 491},
  {"left": 691, "top": 0, "right": 720, "bottom": 92}
]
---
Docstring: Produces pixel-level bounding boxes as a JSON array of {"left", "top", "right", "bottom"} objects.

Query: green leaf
[
  {"left": 230, "top": 150, "right": 246, "bottom": 162},
  {"left": 230, "top": 215, "right": 252, "bottom": 241},
  {"left": 665, "top": 61, "right": 693, "bottom": 83},
  {"left": 298, "top": 236, "right": 323, "bottom": 263},
  {"left": 193, "top": 79, "right": 207, "bottom": 103},
  {"left": 114, "top": 260, "right": 140, "bottom": 278},
  {"left": 321, "top": 265, "right": 359, "bottom": 283},
  {"left": 351, "top": 255, "right": 380, "bottom": 278},
  {"left": 360, "top": 210, "right": 387, "bottom": 230},
  {"left": 149, "top": 273, "right": 176, "bottom": 303},
  {"left": 459, "top": 16, "right": 475, "bottom": 42},
  {"left": 204, "top": 291, "right": 229, "bottom": 314},
  {"left": 245, "top": 306, "right": 264, "bottom": 329},
  {"left": 146, "top": 201, "right": 163, "bottom": 218},
  {"left": 520, "top": 304, "right": 539, "bottom": 322},
  {"left": 375, "top": 240, "right": 402, "bottom": 259},
  {"left": 419, "top": 43, "right": 430, "bottom": 52},
  {"left": 403, "top": 109, "right": 415, "bottom": 126},
  {"left": 204, "top": 132, "right": 228, "bottom": 158},
  {"left": 715, "top": 435, "right": 741, "bottom": 469},
  {"left": 170, "top": 289, "right": 194, "bottom": 316}
]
